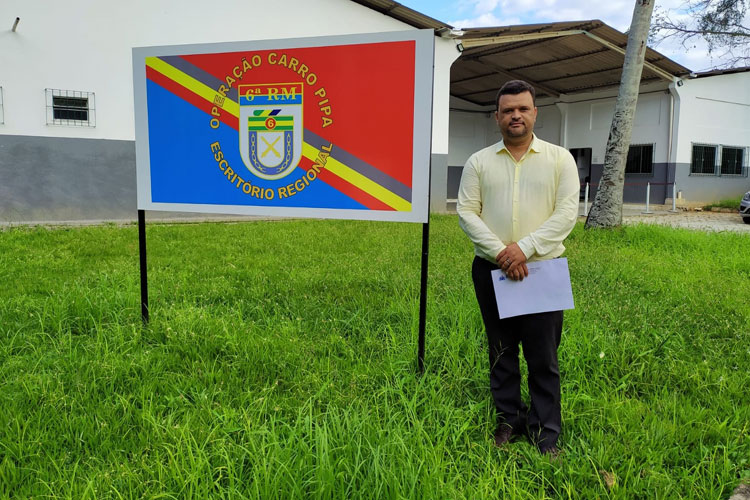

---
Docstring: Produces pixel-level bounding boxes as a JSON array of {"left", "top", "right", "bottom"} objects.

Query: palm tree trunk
[{"left": 585, "top": 0, "right": 656, "bottom": 229}]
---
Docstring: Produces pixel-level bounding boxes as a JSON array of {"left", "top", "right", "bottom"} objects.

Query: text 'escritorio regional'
[{"left": 210, "top": 141, "right": 332, "bottom": 200}]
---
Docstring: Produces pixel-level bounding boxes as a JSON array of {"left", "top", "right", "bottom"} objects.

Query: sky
[{"left": 398, "top": 0, "right": 730, "bottom": 72}]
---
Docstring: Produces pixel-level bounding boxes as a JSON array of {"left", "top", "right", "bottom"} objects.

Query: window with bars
[
  {"left": 45, "top": 89, "right": 96, "bottom": 126},
  {"left": 625, "top": 144, "right": 654, "bottom": 174},
  {"left": 690, "top": 144, "right": 717, "bottom": 175},
  {"left": 720, "top": 146, "right": 745, "bottom": 176}
]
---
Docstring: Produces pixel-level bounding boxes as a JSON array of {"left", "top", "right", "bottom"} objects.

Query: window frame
[
  {"left": 718, "top": 145, "right": 747, "bottom": 177},
  {"left": 624, "top": 143, "right": 654, "bottom": 175},
  {"left": 45, "top": 88, "right": 96, "bottom": 127},
  {"left": 690, "top": 143, "right": 719, "bottom": 176}
]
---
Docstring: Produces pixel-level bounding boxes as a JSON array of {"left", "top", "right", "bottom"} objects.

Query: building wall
[
  {"left": 431, "top": 39, "right": 463, "bottom": 212},
  {"left": 672, "top": 72, "right": 750, "bottom": 203},
  {"left": 563, "top": 89, "right": 673, "bottom": 203},
  {"left": 0, "top": 0, "right": 458, "bottom": 221},
  {"left": 447, "top": 96, "right": 492, "bottom": 200},
  {"left": 534, "top": 105, "right": 562, "bottom": 145}
]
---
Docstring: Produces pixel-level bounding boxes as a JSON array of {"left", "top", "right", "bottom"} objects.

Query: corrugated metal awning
[
  {"left": 452, "top": 20, "right": 692, "bottom": 106},
  {"left": 344, "top": 4, "right": 692, "bottom": 106}
]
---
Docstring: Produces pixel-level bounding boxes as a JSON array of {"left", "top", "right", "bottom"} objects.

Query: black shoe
[
  {"left": 540, "top": 445, "right": 561, "bottom": 461},
  {"left": 493, "top": 425, "right": 519, "bottom": 447}
]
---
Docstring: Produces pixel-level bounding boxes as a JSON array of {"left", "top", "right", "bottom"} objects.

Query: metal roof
[
  {"left": 348, "top": 0, "right": 449, "bottom": 30},
  {"left": 692, "top": 66, "right": 750, "bottom": 78},
  {"left": 346, "top": 4, "right": 692, "bottom": 106},
  {"left": 452, "top": 20, "right": 692, "bottom": 105}
]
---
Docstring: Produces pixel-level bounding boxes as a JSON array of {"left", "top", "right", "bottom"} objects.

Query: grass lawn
[
  {"left": 0, "top": 215, "right": 748, "bottom": 499},
  {"left": 703, "top": 197, "right": 744, "bottom": 211}
]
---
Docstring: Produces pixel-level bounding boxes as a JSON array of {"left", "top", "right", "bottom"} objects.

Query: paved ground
[
  {"left": 580, "top": 203, "right": 750, "bottom": 234},
  {"left": 3, "top": 204, "right": 749, "bottom": 234}
]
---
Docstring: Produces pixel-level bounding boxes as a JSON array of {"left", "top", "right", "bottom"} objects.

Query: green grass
[
  {"left": 703, "top": 196, "right": 743, "bottom": 210},
  {"left": 0, "top": 216, "right": 748, "bottom": 499}
]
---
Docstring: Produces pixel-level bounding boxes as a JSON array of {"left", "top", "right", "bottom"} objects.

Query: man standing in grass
[{"left": 457, "top": 80, "right": 579, "bottom": 456}]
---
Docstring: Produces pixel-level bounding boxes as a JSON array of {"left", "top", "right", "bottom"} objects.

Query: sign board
[{"left": 133, "top": 30, "right": 434, "bottom": 223}]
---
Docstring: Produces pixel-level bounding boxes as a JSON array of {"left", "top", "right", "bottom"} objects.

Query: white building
[
  {"left": 1, "top": 3, "right": 748, "bottom": 223},
  {"left": 0, "top": 0, "right": 459, "bottom": 222}
]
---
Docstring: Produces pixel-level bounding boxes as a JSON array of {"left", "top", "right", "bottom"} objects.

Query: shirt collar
[{"left": 495, "top": 133, "right": 540, "bottom": 155}]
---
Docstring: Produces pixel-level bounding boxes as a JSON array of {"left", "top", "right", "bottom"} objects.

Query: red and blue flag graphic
[{"left": 138, "top": 35, "right": 428, "bottom": 217}]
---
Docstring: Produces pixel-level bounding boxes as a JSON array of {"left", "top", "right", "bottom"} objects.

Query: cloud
[
  {"left": 449, "top": 12, "right": 522, "bottom": 28},
  {"left": 472, "top": 0, "right": 501, "bottom": 14}
]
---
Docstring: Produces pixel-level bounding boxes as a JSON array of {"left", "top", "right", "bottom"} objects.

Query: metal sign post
[
  {"left": 138, "top": 209, "right": 149, "bottom": 324},
  {"left": 417, "top": 220, "right": 429, "bottom": 373}
]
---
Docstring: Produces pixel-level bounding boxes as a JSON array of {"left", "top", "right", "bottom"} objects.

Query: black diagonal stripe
[{"left": 304, "top": 129, "right": 413, "bottom": 202}]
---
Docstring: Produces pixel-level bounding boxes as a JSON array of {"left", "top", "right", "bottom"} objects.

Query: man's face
[{"left": 495, "top": 91, "right": 537, "bottom": 142}]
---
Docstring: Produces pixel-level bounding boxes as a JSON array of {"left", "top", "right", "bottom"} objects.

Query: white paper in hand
[{"left": 490, "top": 257, "right": 574, "bottom": 319}]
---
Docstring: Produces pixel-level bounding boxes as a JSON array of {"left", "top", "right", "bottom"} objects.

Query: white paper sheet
[{"left": 490, "top": 258, "right": 574, "bottom": 319}]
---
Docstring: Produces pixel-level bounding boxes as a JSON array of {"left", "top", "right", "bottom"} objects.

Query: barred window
[
  {"left": 54, "top": 96, "right": 88, "bottom": 121},
  {"left": 690, "top": 144, "right": 717, "bottom": 175},
  {"left": 720, "top": 146, "right": 745, "bottom": 176},
  {"left": 45, "top": 89, "right": 96, "bottom": 127},
  {"left": 625, "top": 144, "right": 653, "bottom": 174}
]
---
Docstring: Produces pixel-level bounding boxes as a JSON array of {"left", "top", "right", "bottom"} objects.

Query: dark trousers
[{"left": 471, "top": 256, "right": 563, "bottom": 448}]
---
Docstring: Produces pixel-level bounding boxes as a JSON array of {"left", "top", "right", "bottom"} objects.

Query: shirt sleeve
[
  {"left": 517, "top": 149, "right": 580, "bottom": 259},
  {"left": 457, "top": 155, "right": 506, "bottom": 262}
]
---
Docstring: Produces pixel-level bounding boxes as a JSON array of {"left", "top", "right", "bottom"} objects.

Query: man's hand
[{"left": 496, "top": 243, "right": 529, "bottom": 281}]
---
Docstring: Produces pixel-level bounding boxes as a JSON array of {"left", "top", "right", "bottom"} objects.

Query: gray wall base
[
  {"left": 1, "top": 135, "right": 451, "bottom": 223},
  {"left": 1, "top": 135, "right": 138, "bottom": 222}
]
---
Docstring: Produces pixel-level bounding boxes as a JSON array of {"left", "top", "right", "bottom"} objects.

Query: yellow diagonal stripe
[
  {"left": 302, "top": 143, "right": 411, "bottom": 212},
  {"left": 145, "top": 57, "right": 411, "bottom": 212},
  {"left": 145, "top": 57, "right": 239, "bottom": 117}
]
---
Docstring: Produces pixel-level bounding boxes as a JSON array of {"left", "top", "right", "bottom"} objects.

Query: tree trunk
[{"left": 585, "top": 0, "right": 656, "bottom": 229}]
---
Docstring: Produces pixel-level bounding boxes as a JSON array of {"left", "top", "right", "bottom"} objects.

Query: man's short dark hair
[{"left": 496, "top": 80, "right": 536, "bottom": 110}]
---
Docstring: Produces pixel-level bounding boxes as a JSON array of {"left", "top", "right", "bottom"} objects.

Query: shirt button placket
[{"left": 512, "top": 163, "right": 521, "bottom": 240}]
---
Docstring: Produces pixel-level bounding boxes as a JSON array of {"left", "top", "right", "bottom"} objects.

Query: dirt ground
[{"left": 581, "top": 204, "right": 750, "bottom": 234}]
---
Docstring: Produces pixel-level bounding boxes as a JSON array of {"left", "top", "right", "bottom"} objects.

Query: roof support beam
[
  {"left": 535, "top": 64, "right": 637, "bottom": 84},
  {"left": 570, "top": 76, "right": 662, "bottom": 93},
  {"left": 452, "top": 71, "right": 503, "bottom": 86},
  {"left": 464, "top": 38, "right": 586, "bottom": 61},
  {"left": 480, "top": 60, "right": 561, "bottom": 97},
  {"left": 460, "top": 22, "right": 602, "bottom": 60},
  {"left": 504, "top": 48, "right": 611, "bottom": 72},
  {"left": 450, "top": 93, "right": 490, "bottom": 107},
  {"left": 460, "top": 30, "right": 676, "bottom": 83},
  {"left": 580, "top": 31, "right": 675, "bottom": 82},
  {"left": 460, "top": 30, "right": 584, "bottom": 48}
]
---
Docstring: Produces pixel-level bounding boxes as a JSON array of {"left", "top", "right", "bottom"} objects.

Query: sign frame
[{"left": 133, "top": 30, "right": 435, "bottom": 223}]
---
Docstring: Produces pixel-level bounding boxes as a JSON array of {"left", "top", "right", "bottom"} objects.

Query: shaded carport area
[{"left": 446, "top": 20, "right": 691, "bottom": 208}]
